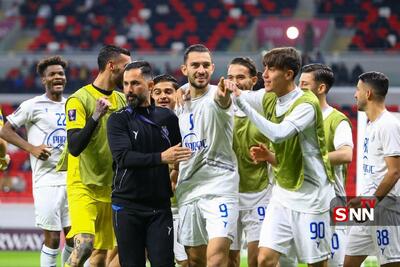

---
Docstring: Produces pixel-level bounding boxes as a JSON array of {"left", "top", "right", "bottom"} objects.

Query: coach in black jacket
[{"left": 107, "top": 61, "right": 191, "bottom": 267}]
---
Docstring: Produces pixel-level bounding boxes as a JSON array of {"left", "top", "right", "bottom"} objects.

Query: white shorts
[
  {"left": 258, "top": 202, "right": 331, "bottom": 264},
  {"left": 231, "top": 190, "right": 270, "bottom": 250},
  {"left": 328, "top": 227, "right": 347, "bottom": 267},
  {"left": 178, "top": 196, "right": 239, "bottom": 247},
  {"left": 346, "top": 225, "right": 400, "bottom": 265},
  {"left": 172, "top": 208, "right": 188, "bottom": 261},
  {"left": 33, "top": 185, "right": 70, "bottom": 231}
]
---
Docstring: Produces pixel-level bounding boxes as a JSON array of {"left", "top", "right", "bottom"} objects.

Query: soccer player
[
  {"left": 228, "top": 47, "right": 335, "bottom": 267},
  {"left": 176, "top": 44, "right": 239, "bottom": 267},
  {"left": 62, "top": 45, "right": 131, "bottom": 267},
  {"left": 0, "top": 56, "right": 73, "bottom": 266},
  {"left": 300, "top": 63, "right": 353, "bottom": 267},
  {"left": 344, "top": 72, "right": 400, "bottom": 267},
  {"left": 152, "top": 74, "right": 189, "bottom": 267},
  {"left": 0, "top": 107, "right": 10, "bottom": 171},
  {"left": 107, "top": 61, "right": 191, "bottom": 267},
  {"left": 226, "top": 57, "right": 272, "bottom": 267}
]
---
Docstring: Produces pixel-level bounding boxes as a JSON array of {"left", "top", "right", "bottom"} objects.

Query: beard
[
  {"left": 127, "top": 93, "right": 147, "bottom": 108},
  {"left": 189, "top": 74, "right": 209, "bottom": 90},
  {"left": 114, "top": 70, "right": 124, "bottom": 90}
]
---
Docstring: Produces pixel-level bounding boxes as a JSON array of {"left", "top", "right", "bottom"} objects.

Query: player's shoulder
[
  {"left": 378, "top": 111, "right": 400, "bottom": 130},
  {"left": 154, "top": 106, "right": 177, "bottom": 119}
]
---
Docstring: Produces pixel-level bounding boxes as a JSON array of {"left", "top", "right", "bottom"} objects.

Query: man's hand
[
  {"left": 161, "top": 143, "right": 192, "bottom": 164},
  {"left": 176, "top": 85, "right": 191, "bottom": 108},
  {"left": 30, "top": 144, "right": 52, "bottom": 161},
  {"left": 92, "top": 97, "right": 111, "bottom": 121},
  {"left": 250, "top": 143, "right": 276, "bottom": 166},
  {"left": 221, "top": 77, "right": 242, "bottom": 97},
  {"left": 0, "top": 154, "right": 10, "bottom": 171}
]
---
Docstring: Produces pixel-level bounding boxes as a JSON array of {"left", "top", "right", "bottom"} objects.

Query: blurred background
[{"left": 0, "top": 0, "right": 399, "bottom": 263}]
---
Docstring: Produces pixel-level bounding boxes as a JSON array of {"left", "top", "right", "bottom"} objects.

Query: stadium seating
[
  {"left": 19, "top": 0, "right": 298, "bottom": 52},
  {"left": 317, "top": 0, "right": 400, "bottom": 50}
]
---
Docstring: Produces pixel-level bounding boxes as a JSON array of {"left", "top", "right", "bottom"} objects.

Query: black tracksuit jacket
[{"left": 107, "top": 104, "right": 181, "bottom": 210}]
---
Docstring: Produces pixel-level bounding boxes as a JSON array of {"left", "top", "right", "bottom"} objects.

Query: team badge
[{"left": 68, "top": 109, "right": 76, "bottom": 121}]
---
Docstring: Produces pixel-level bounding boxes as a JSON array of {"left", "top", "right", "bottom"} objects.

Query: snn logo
[{"left": 333, "top": 198, "right": 376, "bottom": 223}]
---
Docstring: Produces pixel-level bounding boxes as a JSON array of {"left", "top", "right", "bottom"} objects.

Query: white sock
[
  {"left": 40, "top": 244, "right": 59, "bottom": 267},
  {"left": 83, "top": 258, "right": 91, "bottom": 267},
  {"left": 61, "top": 244, "right": 74, "bottom": 266}
]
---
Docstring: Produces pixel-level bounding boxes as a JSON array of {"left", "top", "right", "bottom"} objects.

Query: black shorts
[{"left": 113, "top": 206, "right": 174, "bottom": 267}]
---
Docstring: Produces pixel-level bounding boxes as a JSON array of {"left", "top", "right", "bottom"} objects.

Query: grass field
[{"left": 0, "top": 251, "right": 378, "bottom": 267}]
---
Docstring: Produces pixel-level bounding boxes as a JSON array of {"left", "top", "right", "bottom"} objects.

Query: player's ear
[
  {"left": 147, "top": 80, "right": 154, "bottom": 91},
  {"left": 251, "top": 75, "right": 258, "bottom": 86},
  {"left": 285, "top": 69, "right": 294, "bottom": 80},
  {"left": 318, "top": 83, "right": 326, "bottom": 95},
  {"left": 181, "top": 64, "right": 187, "bottom": 76}
]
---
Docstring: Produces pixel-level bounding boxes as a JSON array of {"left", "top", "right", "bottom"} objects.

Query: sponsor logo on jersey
[
  {"left": 183, "top": 133, "right": 207, "bottom": 152},
  {"left": 46, "top": 128, "right": 67, "bottom": 149}
]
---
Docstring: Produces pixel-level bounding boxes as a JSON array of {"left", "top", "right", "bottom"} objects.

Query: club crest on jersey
[{"left": 68, "top": 109, "right": 76, "bottom": 121}]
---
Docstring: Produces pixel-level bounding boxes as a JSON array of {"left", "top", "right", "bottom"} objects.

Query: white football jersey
[
  {"left": 176, "top": 85, "right": 239, "bottom": 204},
  {"left": 361, "top": 110, "right": 400, "bottom": 197},
  {"left": 7, "top": 94, "right": 67, "bottom": 188},
  {"left": 239, "top": 88, "right": 335, "bottom": 213}
]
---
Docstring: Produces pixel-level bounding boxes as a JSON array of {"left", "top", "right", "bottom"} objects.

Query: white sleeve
[
  {"left": 239, "top": 90, "right": 265, "bottom": 114},
  {"left": 333, "top": 120, "right": 353, "bottom": 149},
  {"left": 284, "top": 103, "right": 315, "bottom": 132},
  {"left": 6, "top": 100, "right": 32, "bottom": 128},
  {"left": 234, "top": 96, "right": 314, "bottom": 143}
]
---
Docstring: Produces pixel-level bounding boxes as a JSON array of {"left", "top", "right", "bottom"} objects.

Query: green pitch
[{"left": 0, "top": 251, "right": 378, "bottom": 267}]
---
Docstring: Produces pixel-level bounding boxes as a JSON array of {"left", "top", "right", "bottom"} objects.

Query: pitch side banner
[
  {"left": 0, "top": 229, "right": 43, "bottom": 251},
  {"left": 256, "top": 18, "right": 331, "bottom": 47}
]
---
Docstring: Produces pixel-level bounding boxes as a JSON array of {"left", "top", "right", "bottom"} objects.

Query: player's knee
[
  {"left": 188, "top": 255, "right": 206, "bottom": 267},
  {"left": 45, "top": 233, "right": 61, "bottom": 248},
  {"left": 78, "top": 240, "right": 94, "bottom": 259},
  {"left": 258, "top": 252, "right": 277, "bottom": 267},
  {"left": 176, "top": 259, "right": 188, "bottom": 267},
  {"left": 207, "top": 252, "right": 228, "bottom": 267}
]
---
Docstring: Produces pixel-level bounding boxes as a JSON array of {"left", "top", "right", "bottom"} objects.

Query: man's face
[
  {"left": 181, "top": 52, "right": 214, "bottom": 90},
  {"left": 355, "top": 79, "right": 368, "bottom": 111},
  {"left": 299, "top": 72, "right": 319, "bottom": 95},
  {"left": 123, "top": 68, "right": 152, "bottom": 107},
  {"left": 111, "top": 54, "right": 132, "bottom": 89},
  {"left": 152, "top": 81, "right": 177, "bottom": 110},
  {"left": 227, "top": 64, "right": 256, "bottom": 91},
  {"left": 262, "top": 66, "right": 290, "bottom": 95},
  {"left": 42, "top": 65, "right": 66, "bottom": 95}
]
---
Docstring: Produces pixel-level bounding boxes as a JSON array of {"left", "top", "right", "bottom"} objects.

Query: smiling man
[
  {"left": 152, "top": 74, "right": 179, "bottom": 110},
  {"left": 175, "top": 44, "right": 239, "bottom": 267},
  {"left": 0, "top": 56, "right": 74, "bottom": 267}
]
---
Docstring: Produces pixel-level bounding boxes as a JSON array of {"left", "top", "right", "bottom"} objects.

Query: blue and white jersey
[
  {"left": 7, "top": 94, "right": 67, "bottom": 188},
  {"left": 176, "top": 85, "right": 239, "bottom": 205},
  {"left": 362, "top": 110, "right": 400, "bottom": 197}
]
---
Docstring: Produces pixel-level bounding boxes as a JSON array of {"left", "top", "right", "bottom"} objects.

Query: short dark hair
[
  {"left": 183, "top": 44, "right": 211, "bottom": 64},
  {"left": 97, "top": 45, "right": 131, "bottom": 72},
  {"left": 301, "top": 63, "right": 335, "bottom": 93},
  {"left": 229, "top": 57, "right": 257, "bottom": 77},
  {"left": 358, "top": 71, "right": 389, "bottom": 100},
  {"left": 124, "top": 60, "right": 153, "bottom": 80},
  {"left": 36, "top": 56, "right": 68, "bottom": 77},
  {"left": 263, "top": 47, "right": 301, "bottom": 79},
  {"left": 153, "top": 74, "right": 179, "bottom": 90}
]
